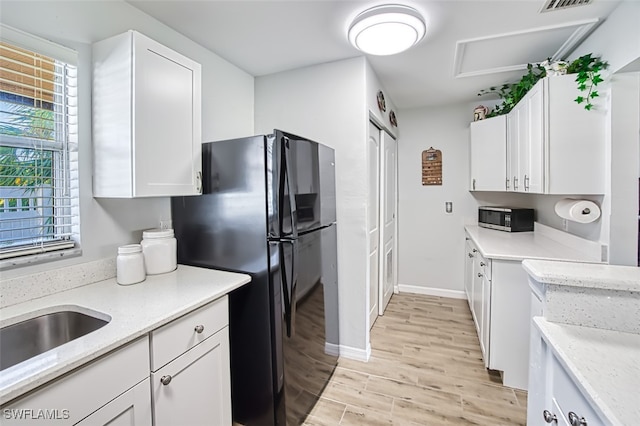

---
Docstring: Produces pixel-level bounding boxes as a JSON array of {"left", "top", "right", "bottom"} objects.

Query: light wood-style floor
[{"left": 303, "top": 293, "right": 528, "bottom": 425}]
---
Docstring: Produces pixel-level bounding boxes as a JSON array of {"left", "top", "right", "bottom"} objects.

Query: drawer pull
[
  {"left": 543, "top": 410, "right": 557, "bottom": 424},
  {"left": 468, "top": 253, "right": 474, "bottom": 258},
  {"left": 194, "top": 324, "right": 205, "bottom": 334},
  {"left": 472, "top": 249, "right": 478, "bottom": 253},
  {"left": 568, "top": 412, "right": 587, "bottom": 426},
  {"left": 160, "top": 375, "right": 172, "bottom": 386},
  {"left": 479, "top": 262, "right": 486, "bottom": 267},
  {"left": 477, "top": 273, "right": 483, "bottom": 278}
]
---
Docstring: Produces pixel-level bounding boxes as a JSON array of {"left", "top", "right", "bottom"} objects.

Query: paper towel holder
[{"left": 554, "top": 198, "right": 601, "bottom": 224}]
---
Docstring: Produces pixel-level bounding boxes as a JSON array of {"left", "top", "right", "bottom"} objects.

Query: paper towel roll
[{"left": 554, "top": 199, "right": 601, "bottom": 223}]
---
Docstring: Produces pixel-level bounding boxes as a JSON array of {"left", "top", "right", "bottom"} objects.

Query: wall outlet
[
  {"left": 445, "top": 201, "right": 453, "bottom": 214},
  {"left": 159, "top": 219, "right": 173, "bottom": 230}
]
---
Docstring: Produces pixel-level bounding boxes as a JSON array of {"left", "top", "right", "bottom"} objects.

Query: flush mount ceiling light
[{"left": 348, "top": 4, "right": 426, "bottom": 56}]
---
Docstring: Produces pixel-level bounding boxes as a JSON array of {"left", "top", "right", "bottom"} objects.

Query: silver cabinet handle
[
  {"left": 568, "top": 412, "right": 587, "bottom": 426},
  {"left": 477, "top": 272, "right": 483, "bottom": 278},
  {"left": 543, "top": 410, "right": 557, "bottom": 424},
  {"left": 524, "top": 174, "right": 530, "bottom": 191},
  {"left": 513, "top": 176, "right": 518, "bottom": 191},
  {"left": 194, "top": 324, "right": 205, "bottom": 334},
  {"left": 506, "top": 177, "right": 510, "bottom": 190},
  {"left": 196, "top": 170, "right": 203, "bottom": 194},
  {"left": 472, "top": 249, "right": 477, "bottom": 253},
  {"left": 472, "top": 178, "right": 476, "bottom": 190},
  {"left": 160, "top": 375, "right": 172, "bottom": 386},
  {"left": 468, "top": 253, "right": 474, "bottom": 258},
  {"left": 480, "top": 262, "right": 485, "bottom": 267}
]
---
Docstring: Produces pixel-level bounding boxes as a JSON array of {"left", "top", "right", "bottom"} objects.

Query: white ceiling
[{"left": 127, "top": 0, "right": 622, "bottom": 109}]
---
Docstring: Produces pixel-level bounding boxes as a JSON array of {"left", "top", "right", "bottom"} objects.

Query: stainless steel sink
[{"left": 0, "top": 310, "right": 110, "bottom": 371}]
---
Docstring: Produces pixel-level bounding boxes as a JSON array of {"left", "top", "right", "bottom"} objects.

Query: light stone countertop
[
  {"left": 0, "top": 265, "right": 251, "bottom": 405},
  {"left": 534, "top": 318, "right": 640, "bottom": 426},
  {"left": 465, "top": 225, "right": 602, "bottom": 262},
  {"left": 522, "top": 259, "right": 640, "bottom": 291}
]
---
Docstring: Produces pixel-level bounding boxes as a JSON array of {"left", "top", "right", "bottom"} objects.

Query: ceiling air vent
[{"left": 540, "top": 0, "right": 592, "bottom": 13}]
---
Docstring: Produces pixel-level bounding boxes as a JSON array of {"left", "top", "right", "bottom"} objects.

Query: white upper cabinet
[
  {"left": 93, "top": 30, "right": 202, "bottom": 198},
  {"left": 506, "top": 75, "right": 605, "bottom": 195},
  {"left": 470, "top": 115, "right": 507, "bottom": 191}
]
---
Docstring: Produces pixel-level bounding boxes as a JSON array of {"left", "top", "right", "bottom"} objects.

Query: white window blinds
[{"left": 0, "top": 25, "right": 79, "bottom": 260}]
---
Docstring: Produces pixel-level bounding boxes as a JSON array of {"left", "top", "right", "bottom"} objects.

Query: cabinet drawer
[
  {"left": 150, "top": 296, "right": 228, "bottom": 371},
  {"left": 2, "top": 336, "right": 149, "bottom": 425},
  {"left": 551, "top": 356, "right": 603, "bottom": 425}
]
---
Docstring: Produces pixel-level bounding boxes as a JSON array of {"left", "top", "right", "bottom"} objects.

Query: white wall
[
  {"left": 571, "top": 0, "right": 640, "bottom": 265},
  {"left": 254, "top": 58, "right": 370, "bottom": 356},
  {"left": 397, "top": 103, "right": 478, "bottom": 295},
  {"left": 571, "top": 1, "right": 640, "bottom": 74},
  {"left": 0, "top": 1, "right": 254, "bottom": 279}
]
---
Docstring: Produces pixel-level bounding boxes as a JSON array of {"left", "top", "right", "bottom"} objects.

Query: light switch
[{"left": 445, "top": 202, "right": 453, "bottom": 214}]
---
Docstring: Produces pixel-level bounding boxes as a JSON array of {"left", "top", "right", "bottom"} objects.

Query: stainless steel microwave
[{"left": 478, "top": 207, "right": 534, "bottom": 232}]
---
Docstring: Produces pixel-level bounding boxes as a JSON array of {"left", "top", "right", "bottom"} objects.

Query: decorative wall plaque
[{"left": 422, "top": 147, "right": 442, "bottom": 186}]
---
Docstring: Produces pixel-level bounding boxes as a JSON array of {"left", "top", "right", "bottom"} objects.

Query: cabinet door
[
  {"left": 506, "top": 107, "right": 520, "bottom": 192},
  {"left": 523, "top": 83, "right": 544, "bottom": 193},
  {"left": 133, "top": 32, "right": 202, "bottom": 197},
  {"left": 76, "top": 379, "right": 152, "bottom": 426},
  {"left": 472, "top": 256, "right": 484, "bottom": 338},
  {"left": 152, "top": 328, "right": 231, "bottom": 426},
  {"left": 470, "top": 116, "right": 507, "bottom": 191},
  {"left": 480, "top": 273, "right": 491, "bottom": 366},
  {"left": 464, "top": 239, "right": 475, "bottom": 307},
  {"left": 516, "top": 98, "right": 530, "bottom": 193}
]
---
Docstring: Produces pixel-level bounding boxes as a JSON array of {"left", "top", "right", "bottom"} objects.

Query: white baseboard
[
  {"left": 328, "top": 342, "right": 371, "bottom": 362},
  {"left": 398, "top": 284, "right": 466, "bottom": 300},
  {"left": 324, "top": 342, "right": 340, "bottom": 357}
]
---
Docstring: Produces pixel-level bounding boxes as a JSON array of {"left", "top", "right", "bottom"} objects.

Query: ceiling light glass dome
[{"left": 348, "top": 4, "right": 426, "bottom": 56}]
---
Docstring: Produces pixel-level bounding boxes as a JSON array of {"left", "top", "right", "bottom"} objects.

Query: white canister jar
[
  {"left": 141, "top": 229, "right": 177, "bottom": 275},
  {"left": 117, "top": 244, "right": 146, "bottom": 285}
]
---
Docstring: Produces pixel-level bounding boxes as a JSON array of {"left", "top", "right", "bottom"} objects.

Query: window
[{"left": 0, "top": 25, "right": 79, "bottom": 262}]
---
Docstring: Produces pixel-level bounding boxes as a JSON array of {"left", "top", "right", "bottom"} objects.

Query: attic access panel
[{"left": 453, "top": 19, "right": 599, "bottom": 78}]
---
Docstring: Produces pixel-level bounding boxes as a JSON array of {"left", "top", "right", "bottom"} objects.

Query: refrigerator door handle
[{"left": 282, "top": 136, "right": 298, "bottom": 238}]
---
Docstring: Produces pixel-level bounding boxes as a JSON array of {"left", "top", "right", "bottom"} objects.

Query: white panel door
[
  {"left": 379, "top": 130, "right": 397, "bottom": 315},
  {"left": 368, "top": 121, "right": 380, "bottom": 329}
]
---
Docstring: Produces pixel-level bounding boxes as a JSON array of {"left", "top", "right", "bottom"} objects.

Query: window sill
[{"left": 0, "top": 247, "right": 83, "bottom": 271}]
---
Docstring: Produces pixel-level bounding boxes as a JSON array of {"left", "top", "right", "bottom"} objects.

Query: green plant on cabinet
[{"left": 477, "top": 53, "right": 608, "bottom": 117}]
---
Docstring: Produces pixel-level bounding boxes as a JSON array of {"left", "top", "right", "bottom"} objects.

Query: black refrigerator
[{"left": 171, "top": 130, "right": 339, "bottom": 425}]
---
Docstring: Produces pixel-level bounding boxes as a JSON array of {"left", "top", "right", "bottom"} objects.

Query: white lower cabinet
[
  {"left": 463, "top": 233, "right": 532, "bottom": 390},
  {"left": 2, "top": 297, "right": 233, "bottom": 426},
  {"left": 463, "top": 238, "right": 476, "bottom": 308},
  {"left": 464, "top": 237, "right": 491, "bottom": 367},
  {"left": 151, "top": 328, "right": 232, "bottom": 426},
  {"left": 76, "top": 379, "right": 152, "bottom": 426},
  {"left": 2, "top": 337, "right": 150, "bottom": 426},
  {"left": 529, "top": 333, "right": 605, "bottom": 426}
]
